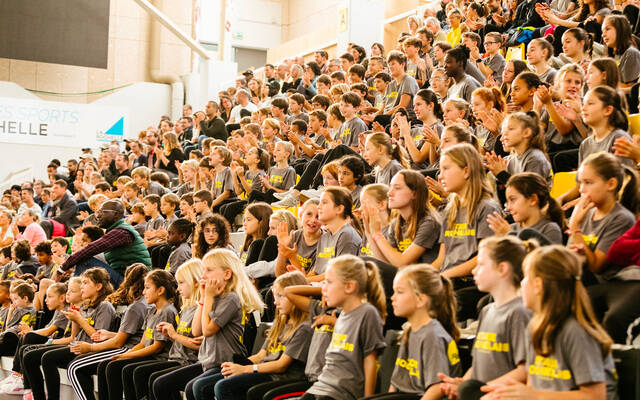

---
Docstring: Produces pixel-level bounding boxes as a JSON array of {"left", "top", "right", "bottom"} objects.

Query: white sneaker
[
  {"left": 272, "top": 193, "right": 300, "bottom": 208},
  {"left": 0, "top": 374, "right": 19, "bottom": 392},
  {"left": 2, "top": 376, "right": 24, "bottom": 395},
  {"left": 273, "top": 188, "right": 293, "bottom": 200},
  {"left": 300, "top": 188, "right": 322, "bottom": 201}
]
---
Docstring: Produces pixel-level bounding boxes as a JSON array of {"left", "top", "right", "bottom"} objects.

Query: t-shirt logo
[
  {"left": 317, "top": 246, "right": 335, "bottom": 259},
  {"left": 268, "top": 341, "right": 286, "bottom": 354},
  {"left": 448, "top": 340, "right": 460, "bottom": 365},
  {"left": 270, "top": 175, "right": 284, "bottom": 184},
  {"left": 329, "top": 332, "right": 354, "bottom": 352},
  {"left": 340, "top": 127, "right": 351, "bottom": 138},
  {"left": 21, "top": 314, "right": 36, "bottom": 326},
  {"left": 176, "top": 315, "right": 191, "bottom": 335},
  {"left": 444, "top": 223, "right": 476, "bottom": 238},
  {"left": 297, "top": 254, "right": 313, "bottom": 269},
  {"left": 529, "top": 356, "right": 572, "bottom": 380},
  {"left": 395, "top": 357, "right": 420, "bottom": 377},
  {"left": 86, "top": 317, "right": 95, "bottom": 326},
  {"left": 581, "top": 233, "right": 598, "bottom": 246},
  {"left": 474, "top": 331, "right": 509, "bottom": 353},
  {"left": 387, "top": 92, "right": 398, "bottom": 99},
  {"left": 215, "top": 180, "right": 223, "bottom": 189},
  {"left": 397, "top": 238, "right": 413, "bottom": 252},
  {"left": 145, "top": 327, "right": 154, "bottom": 340}
]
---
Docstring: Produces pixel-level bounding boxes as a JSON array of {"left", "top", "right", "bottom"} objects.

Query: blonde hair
[
  {"left": 265, "top": 271, "right": 309, "bottom": 350},
  {"left": 180, "top": 160, "right": 200, "bottom": 173},
  {"left": 524, "top": 245, "right": 612, "bottom": 357},
  {"left": 87, "top": 194, "right": 108, "bottom": 210},
  {"left": 202, "top": 248, "right": 265, "bottom": 314},
  {"left": 132, "top": 166, "right": 151, "bottom": 179},
  {"left": 175, "top": 259, "right": 203, "bottom": 310},
  {"left": 163, "top": 132, "right": 181, "bottom": 154},
  {"left": 271, "top": 209, "right": 298, "bottom": 233},
  {"left": 263, "top": 118, "right": 281, "bottom": 134},
  {"left": 442, "top": 144, "right": 492, "bottom": 227},
  {"left": 115, "top": 176, "right": 132, "bottom": 186},
  {"left": 396, "top": 265, "right": 459, "bottom": 342},
  {"left": 275, "top": 141, "right": 295, "bottom": 162},
  {"left": 329, "top": 83, "right": 350, "bottom": 97},
  {"left": 212, "top": 146, "right": 232, "bottom": 166},
  {"left": 361, "top": 184, "right": 389, "bottom": 204},
  {"left": 329, "top": 255, "right": 386, "bottom": 320}
]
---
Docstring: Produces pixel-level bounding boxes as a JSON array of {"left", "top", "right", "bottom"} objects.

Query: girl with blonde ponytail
[
  {"left": 304, "top": 255, "right": 386, "bottom": 400},
  {"left": 366, "top": 266, "right": 461, "bottom": 399},
  {"left": 484, "top": 245, "right": 616, "bottom": 398}
]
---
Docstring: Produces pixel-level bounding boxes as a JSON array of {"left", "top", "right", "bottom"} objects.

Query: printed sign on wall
[{"left": 0, "top": 97, "right": 130, "bottom": 147}]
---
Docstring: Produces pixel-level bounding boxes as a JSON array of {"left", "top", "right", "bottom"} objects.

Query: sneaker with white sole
[
  {"left": 2, "top": 376, "right": 24, "bottom": 395},
  {"left": 272, "top": 193, "right": 300, "bottom": 208},
  {"left": 300, "top": 188, "right": 322, "bottom": 201},
  {"left": 22, "top": 391, "right": 33, "bottom": 400},
  {"left": 0, "top": 374, "right": 20, "bottom": 392},
  {"left": 273, "top": 188, "right": 293, "bottom": 200}
]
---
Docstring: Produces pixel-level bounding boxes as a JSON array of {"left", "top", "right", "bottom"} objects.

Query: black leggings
[
  {"left": 247, "top": 189, "right": 279, "bottom": 204},
  {"left": 220, "top": 199, "right": 248, "bottom": 226},
  {"left": 98, "top": 355, "right": 156, "bottom": 400},
  {"left": 300, "top": 394, "right": 336, "bottom": 400},
  {"left": 245, "top": 236, "right": 278, "bottom": 266},
  {"left": 122, "top": 358, "right": 182, "bottom": 400},
  {"left": 457, "top": 379, "right": 487, "bottom": 400},
  {"left": 261, "top": 379, "right": 312, "bottom": 400},
  {"left": 29, "top": 346, "right": 77, "bottom": 400},
  {"left": 0, "top": 331, "right": 20, "bottom": 356},
  {"left": 588, "top": 280, "right": 640, "bottom": 344},
  {"left": 20, "top": 344, "right": 65, "bottom": 391},
  {"left": 12, "top": 332, "right": 49, "bottom": 373},
  {"left": 362, "top": 393, "right": 421, "bottom": 400},
  {"left": 152, "top": 362, "right": 204, "bottom": 400}
]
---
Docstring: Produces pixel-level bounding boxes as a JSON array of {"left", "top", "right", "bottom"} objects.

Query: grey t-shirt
[
  {"left": 526, "top": 317, "right": 617, "bottom": 398},
  {"left": 261, "top": 321, "right": 313, "bottom": 381},
  {"left": 385, "top": 214, "right": 441, "bottom": 264},
  {"left": 578, "top": 129, "right": 632, "bottom": 166},
  {"left": 539, "top": 68, "right": 557, "bottom": 85},
  {"left": 0, "top": 306, "right": 8, "bottom": 331},
  {"left": 510, "top": 217, "right": 563, "bottom": 244},
  {"left": 213, "top": 167, "right": 238, "bottom": 200},
  {"left": 376, "top": 160, "right": 403, "bottom": 186},
  {"left": 440, "top": 199, "right": 502, "bottom": 272},
  {"left": 506, "top": 148, "right": 552, "bottom": 185},
  {"left": 574, "top": 202, "right": 635, "bottom": 274},
  {"left": 142, "top": 304, "right": 178, "bottom": 358},
  {"left": 313, "top": 224, "right": 362, "bottom": 275},
  {"left": 163, "top": 214, "right": 179, "bottom": 231},
  {"left": 471, "top": 297, "right": 531, "bottom": 382},
  {"left": 391, "top": 320, "right": 462, "bottom": 394},
  {"left": 166, "top": 242, "right": 192, "bottom": 274},
  {"left": 269, "top": 166, "right": 296, "bottom": 191},
  {"left": 616, "top": 46, "right": 640, "bottom": 84},
  {"left": 447, "top": 74, "right": 481, "bottom": 102},
  {"left": 245, "top": 169, "right": 267, "bottom": 194},
  {"left": 2, "top": 306, "right": 36, "bottom": 335},
  {"left": 76, "top": 301, "right": 116, "bottom": 343},
  {"left": 36, "top": 263, "right": 56, "bottom": 280},
  {"left": 119, "top": 298, "right": 151, "bottom": 348},
  {"left": 168, "top": 304, "right": 199, "bottom": 363},
  {"left": 146, "top": 215, "right": 166, "bottom": 232},
  {"left": 383, "top": 74, "right": 420, "bottom": 119},
  {"left": 484, "top": 53, "right": 506, "bottom": 83},
  {"left": 542, "top": 106, "right": 585, "bottom": 147},
  {"left": 305, "top": 299, "right": 334, "bottom": 382},
  {"left": 291, "top": 230, "right": 319, "bottom": 273},
  {"left": 337, "top": 117, "right": 367, "bottom": 147},
  {"left": 198, "top": 292, "right": 246, "bottom": 370},
  {"left": 308, "top": 303, "right": 386, "bottom": 400},
  {"left": 47, "top": 309, "right": 69, "bottom": 334}
]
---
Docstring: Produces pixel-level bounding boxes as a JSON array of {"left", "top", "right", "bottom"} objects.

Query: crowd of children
[{"left": 2, "top": 0, "right": 640, "bottom": 398}]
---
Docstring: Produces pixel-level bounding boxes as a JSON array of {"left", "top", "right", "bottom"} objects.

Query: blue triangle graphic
[{"left": 105, "top": 117, "right": 124, "bottom": 136}]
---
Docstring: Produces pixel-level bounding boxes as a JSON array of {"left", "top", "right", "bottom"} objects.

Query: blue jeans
[
  {"left": 186, "top": 367, "right": 221, "bottom": 400},
  {"left": 73, "top": 257, "right": 123, "bottom": 289},
  {"left": 213, "top": 372, "right": 271, "bottom": 400}
]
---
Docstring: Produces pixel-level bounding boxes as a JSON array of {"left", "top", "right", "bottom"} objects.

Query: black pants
[
  {"left": 262, "top": 379, "right": 311, "bottom": 400},
  {"left": 0, "top": 331, "right": 21, "bottom": 356},
  {"left": 99, "top": 355, "right": 156, "bottom": 400},
  {"left": 152, "top": 362, "right": 204, "bottom": 400},
  {"left": 301, "top": 394, "right": 336, "bottom": 400},
  {"left": 212, "top": 198, "right": 237, "bottom": 214},
  {"left": 220, "top": 200, "right": 248, "bottom": 226},
  {"left": 30, "top": 346, "right": 77, "bottom": 400},
  {"left": 362, "top": 393, "right": 421, "bottom": 400},
  {"left": 150, "top": 243, "right": 173, "bottom": 269},
  {"left": 453, "top": 277, "right": 485, "bottom": 322},
  {"left": 550, "top": 149, "right": 579, "bottom": 173},
  {"left": 246, "top": 379, "right": 304, "bottom": 400},
  {"left": 12, "top": 332, "right": 48, "bottom": 372},
  {"left": 362, "top": 256, "right": 405, "bottom": 331},
  {"left": 588, "top": 280, "right": 640, "bottom": 344},
  {"left": 247, "top": 189, "right": 279, "bottom": 204},
  {"left": 20, "top": 344, "right": 65, "bottom": 391},
  {"left": 245, "top": 236, "right": 278, "bottom": 266},
  {"left": 122, "top": 358, "right": 180, "bottom": 400},
  {"left": 458, "top": 379, "right": 486, "bottom": 400}
]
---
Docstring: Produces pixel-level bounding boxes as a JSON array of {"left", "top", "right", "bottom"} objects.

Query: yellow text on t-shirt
[
  {"left": 395, "top": 357, "right": 420, "bottom": 378},
  {"left": 529, "top": 356, "right": 572, "bottom": 380},
  {"left": 474, "top": 331, "right": 510, "bottom": 353},
  {"left": 318, "top": 246, "right": 335, "bottom": 258},
  {"left": 444, "top": 223, "right": 476, "bottom": 238},
  {"left": 330, "top": 332, "right": 354, "bottom": 352}
]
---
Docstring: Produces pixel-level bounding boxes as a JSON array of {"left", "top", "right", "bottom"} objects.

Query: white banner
[{"left": 0, "top": 96, "right": 130, "bottom": 148}]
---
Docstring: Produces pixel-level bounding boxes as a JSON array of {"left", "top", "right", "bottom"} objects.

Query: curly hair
[
  {"left": 106, "top": 263, "right": 147, "bottom": 306},
  {"left": 194, "top": 214, "right": 231, "bottom": 258}
]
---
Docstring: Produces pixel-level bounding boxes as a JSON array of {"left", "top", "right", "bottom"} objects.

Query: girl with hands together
[{"left": 275, "top": 200, "right": 322, "bottom": 278}]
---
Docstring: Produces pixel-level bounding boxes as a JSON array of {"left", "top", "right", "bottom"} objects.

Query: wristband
[
  {"left": 253, "top": 364, "right": 258, "bottom": 373},
  {"left": 57, "top": 267, "right": 66, "bottom": 274},
  {"left": 46, "top": 338, "right": 53, "bottom": 345},
  {"left": 198, "top": 302, "right": 204, "bottom": 306}
]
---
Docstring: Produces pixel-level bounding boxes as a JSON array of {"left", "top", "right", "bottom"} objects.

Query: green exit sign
[{"left": 233, "top": 32, "right": 243, "bottom": 40}]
